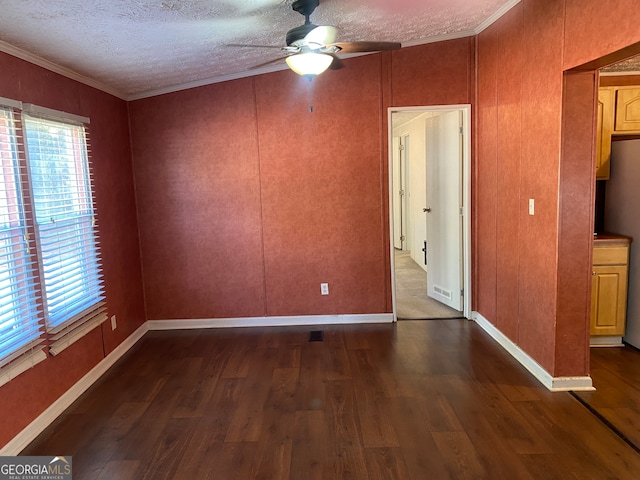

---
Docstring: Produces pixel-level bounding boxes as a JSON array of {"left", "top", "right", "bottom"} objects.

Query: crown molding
[
  {"left": 127, "top": 63, "right": 290, "bottom": 101},
  {"left": 0, "top": 39, "right": 127, "bottom": 101},
  {"left": 399, "top": 29, "right": 477, "bottom": 49},
  {"left": 474, "top": 0, "right": 522, "bottom": 34}
]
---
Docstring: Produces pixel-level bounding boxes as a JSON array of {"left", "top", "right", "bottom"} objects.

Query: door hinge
[
  {"left": 399, "top": 144, "right": 405, "bottom": 151},
  {"left": 399, "top": 190, "right": 405, "bottom": 197},
  {"left": 461, "top": 289, "right": 464, "bottom": 298},
  {"left": 459, "top": 207, "right": 464, "bottom": 216},
  {"left": 400, "top": 235, "right": 406, "bottom": 242},
  {"left": 459, "top": 126, "right": 463, "bottom": 135}
]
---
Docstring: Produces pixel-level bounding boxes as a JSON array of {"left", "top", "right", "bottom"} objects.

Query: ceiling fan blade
[
  {"left": 328, "top": 41, "right": 402, "bottom": 53},
  {"left": 250, "top": 56, "right": 289, "bottom": 69},
  {"left": 305, "top": 25, "right": 337, "bottom": 49}
]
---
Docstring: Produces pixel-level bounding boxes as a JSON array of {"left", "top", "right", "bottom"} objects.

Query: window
[
  {"left": 0, "top": 99, "right": 105, "bottom": 384},
  {"left": 0, "top": 105, "right": 44, "bottom": 378},
  {"left": 24, "top": 115, "right": 106, "bottom": 354}
]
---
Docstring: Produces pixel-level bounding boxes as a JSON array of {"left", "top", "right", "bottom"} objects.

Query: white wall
[
  {"left": 393, "top": 115, "right": 428, "bottom": 271},
  {"left": 605, "top": 139, "right": 640, "bottom": 348}
]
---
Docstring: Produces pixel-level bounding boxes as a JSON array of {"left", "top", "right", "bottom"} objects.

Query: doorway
[{"left": 388, "top": 105, "right": 471, "bottom": 321}]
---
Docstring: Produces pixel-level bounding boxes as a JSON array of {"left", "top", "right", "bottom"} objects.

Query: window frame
[{"left": 0, "top": 99, "right": 106, "bottom": 385}]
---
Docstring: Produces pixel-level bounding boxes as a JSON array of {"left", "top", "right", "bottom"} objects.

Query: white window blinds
[
  {"left": 23, "top": 115, "right": 106, "bottom": 356},
  {"left": 0, "top": 105, "right": 46, "bottom": 380},
  {"left": 0, "top": 99, "right": 106, "bottom": 383}
]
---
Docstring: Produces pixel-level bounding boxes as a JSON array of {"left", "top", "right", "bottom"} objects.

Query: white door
[{"left": 425, "top": 111, "right": 463, "bottom": 311}]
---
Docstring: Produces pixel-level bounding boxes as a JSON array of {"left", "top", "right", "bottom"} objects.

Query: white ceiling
[{"left": 0, "top": 0, "right": 519, "bottom": 100}]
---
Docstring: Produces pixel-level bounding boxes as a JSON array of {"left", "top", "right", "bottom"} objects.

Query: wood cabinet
[
  {"left": 595, "top": 86, "right": 640, "bottom": 180},
  {"left": 596, "top": 87, "right": 614, "bottom": 180},
  {"left": 590, "top": 235, "right": 631, "bottom": 345},
  {"left": 614, "top": 87, "right": 640, "bottom": 133}
]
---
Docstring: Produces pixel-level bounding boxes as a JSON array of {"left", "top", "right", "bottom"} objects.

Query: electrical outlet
[
  {"left": 320, "top": 283, "right": 329, "bottom": 295},
  {"left": 110, "top": 315, "right": 117, "bottom": 330},
  {"left": 528, "top": 198, "right": 535, "bottom": 216}
]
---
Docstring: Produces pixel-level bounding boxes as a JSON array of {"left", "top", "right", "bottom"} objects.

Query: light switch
[{"left": 528, "top": 199, "right": 535, "bottom": 216}]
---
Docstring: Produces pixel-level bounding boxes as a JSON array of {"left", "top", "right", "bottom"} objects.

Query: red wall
[
  {"left": 563, "top": 0, "right": 640, "bottom": 70},
  {"left": 0, "top": 53, "right": 146, "bottom": 447},
  {"left": 129, "top": 38, "right": 475, "bottom": 321},
  {"left": 475, "top": 0, "right": 640, "bottom": 376}
]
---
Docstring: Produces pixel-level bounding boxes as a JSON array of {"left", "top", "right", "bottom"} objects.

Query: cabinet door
[
  {"left": 614, "top": 87, "right": 640, "bottom": 133},
  {"left": 590, "top": 265, "right": 628, "bottom": 336},
  {"left": 596, "top": 88, "right": 614, "bottom": 180}
]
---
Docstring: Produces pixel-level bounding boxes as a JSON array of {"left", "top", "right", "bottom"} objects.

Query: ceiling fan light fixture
[{"left": 286, "top": 52, "right": 333, "bottom": 76}]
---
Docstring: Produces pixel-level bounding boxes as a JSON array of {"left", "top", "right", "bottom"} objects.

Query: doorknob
[{"left": 423, "top": 207, "right": 431, "bottom": 213}]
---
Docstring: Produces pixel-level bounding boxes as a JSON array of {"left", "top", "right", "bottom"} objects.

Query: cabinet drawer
[{"left": 593, "top": 246, "right": 628, "bottom": 265}]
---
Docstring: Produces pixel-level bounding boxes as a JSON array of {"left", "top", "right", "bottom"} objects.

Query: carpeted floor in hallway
[{"left": 394, "top": 250, "right": 462, "bottom": 319}]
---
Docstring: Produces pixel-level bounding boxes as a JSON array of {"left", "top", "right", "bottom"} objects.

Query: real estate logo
[{"left": 0, "top": 456, "right": 72, "bottom": 480}]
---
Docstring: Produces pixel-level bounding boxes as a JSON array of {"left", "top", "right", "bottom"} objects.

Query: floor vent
[
  {"left": 433, "top": 285, "right": 453, "bottom": 300},
  {"left": 309, "top": 330, "right": 324, "bottom": 342}
]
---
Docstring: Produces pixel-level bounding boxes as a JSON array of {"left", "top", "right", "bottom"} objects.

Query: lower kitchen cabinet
[{"left": 590, "top": 235, "right": 631, "bottom": 346}]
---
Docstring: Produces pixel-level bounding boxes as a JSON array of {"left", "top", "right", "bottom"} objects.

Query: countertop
[{"left": 593, "top": 232, "right": 632, "bottom": 246}]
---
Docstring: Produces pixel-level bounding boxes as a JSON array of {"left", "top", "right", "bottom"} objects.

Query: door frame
[
  {"left": 387, "top": 104, "right": 472, "bottom": 321},
  {"left": 391, "top": 135, "right": 409, "bottom": 251}
]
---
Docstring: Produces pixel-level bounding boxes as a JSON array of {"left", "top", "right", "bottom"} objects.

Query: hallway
[{"left": 394, "top": 250, "right": 462, "bottom": 319}]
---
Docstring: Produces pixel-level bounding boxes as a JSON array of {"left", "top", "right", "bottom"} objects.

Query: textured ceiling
[
  {"left": 0, "top": 0, "right": 518, "bottom": 99},
  {"left": 601, "top": 55, "right": 640, "bottom": 74}
]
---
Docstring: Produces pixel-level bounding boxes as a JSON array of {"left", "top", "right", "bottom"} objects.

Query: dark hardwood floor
[
  {"left": 575, "top": 344, "right": 640, "bottom": 451},
  {"left": 22, "top": 320, "right": 640, "bottom": 479}
]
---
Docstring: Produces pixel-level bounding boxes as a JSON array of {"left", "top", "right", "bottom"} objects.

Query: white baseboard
[
  {"left": 472, "top": 312, "right": 594, "bottom": 392},
  {"left": 590, "top": 336, "right": 624, "bottom": 347},
  {"left": 147, "top": 313, "right": 394, "bottom": 331},
  {"left": 0, "top": 322, "right": 149, "bottom": 456}
]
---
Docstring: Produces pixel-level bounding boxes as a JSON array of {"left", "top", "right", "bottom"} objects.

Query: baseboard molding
[
  {"left": 590, "top": 336, "right": 624, "bottom": 347},
  {"left": 472, "top": 312, "right": 594, "bottom": 392},
  {"left": 0, "top": 322, "right": 149, "bottom": 456},
  {"left": 147, "top": 313, "right": 394, "bottom": 331}
]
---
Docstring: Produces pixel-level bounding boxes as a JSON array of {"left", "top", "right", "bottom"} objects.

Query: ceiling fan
[{"left": 230, "top": 0, "right": 402, "bottom": 76}]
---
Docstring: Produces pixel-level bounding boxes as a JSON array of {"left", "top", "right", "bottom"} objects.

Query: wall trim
[
  {"left": 0, "top": 40, "right": 126, "bottom": 100},
  {"left": 147, "top": 313, "right": 394, "bottom": 331},
  {"left": 472, "top": 312, "right": 594, "bottom": 392},
  {"left": 0, "top": 322, "right": 149, "bottom": 456},
  {"left": 590, "top": 336, "right": 624, "bottom": 347},
  {"left": 474, "top": 0, "right": 522, "bottom": 34}
]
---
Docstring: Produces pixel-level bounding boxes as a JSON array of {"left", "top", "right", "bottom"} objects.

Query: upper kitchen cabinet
[
  {"left": 596, "top": 87, "right": 615, "bottom": 180},
  {"left": 596, "top": 84, "right": 640, "bottom": 180},
  {"left": 597, "top": 58, "right": 640, "bottom": 180},
  {"left": 614, "top": 87, "right": 640, "bottom": 133}
]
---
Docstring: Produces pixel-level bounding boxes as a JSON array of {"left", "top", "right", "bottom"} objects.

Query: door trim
[{"left": 388, "top": 105, "right": 472, "bottom": 320}]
